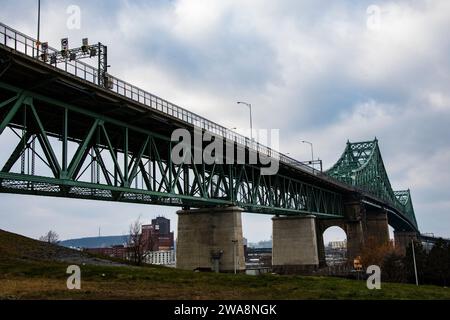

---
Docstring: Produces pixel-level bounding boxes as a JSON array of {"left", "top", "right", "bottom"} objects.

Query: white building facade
[
  {"left": 145, "top": 250, "right": 176, "bottom": 266},
  {"left": 328, "top": 240, "right": 347, "bottom": 249}
]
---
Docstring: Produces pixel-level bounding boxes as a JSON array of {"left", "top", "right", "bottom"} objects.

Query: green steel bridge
[{"left": 0, "top": 22, "right": 418, "bottom": 233}]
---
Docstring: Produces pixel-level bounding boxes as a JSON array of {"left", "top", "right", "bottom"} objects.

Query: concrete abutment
[
  {"left": 272, "top": 215, "right": 319, "bottom": 274},
  {"left": 176, "top": 206, "right": 245, "bottom": 273}
]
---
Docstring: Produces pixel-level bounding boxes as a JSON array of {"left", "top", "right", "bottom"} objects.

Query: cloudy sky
[{"left": 0, "top": 0, "right": 449, "bottom": 244}]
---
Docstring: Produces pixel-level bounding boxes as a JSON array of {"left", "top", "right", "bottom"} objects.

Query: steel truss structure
[
  {"left": 326, "top": 140, "right": 418, "bottom": 228},
  {"left": 0, "top": 21, "right": 323, "bottom": 177},
  {"left": 0, "top": 82, "right": 343, "bottom": 217},
  {"left": 0, "top": 21, "right": 419, "bottom": 229}
]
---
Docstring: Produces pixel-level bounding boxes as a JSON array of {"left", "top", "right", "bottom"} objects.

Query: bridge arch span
[{"left": 326, "top": 139, "right": 418, "bottom": 232}]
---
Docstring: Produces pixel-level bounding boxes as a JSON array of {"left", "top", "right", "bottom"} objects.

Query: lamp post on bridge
[
  {"left": 37, "top": 0, "right": 41, "bottom": 43},
  {"left": 36, "top": 0, "right": 41, "bottom": 57},
  {"left": 237, "top": 101, "right": 253, "bottom": 144},
  {"left": 301, "top": 140, "right": 314, "bottom": 168}
]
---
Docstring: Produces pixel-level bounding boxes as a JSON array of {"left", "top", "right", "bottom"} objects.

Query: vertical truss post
[
  {"left": 169, "top": 140, "right": 173, "bottom": 193},
  {"left": 61, "top": 108, "right": 68, "bottom": 178},
  {"left": 124, "top": 127, "right": 129, "bottom": 187},
  {"left": 20, "top": 103, "right": 27, "bottom": 174}
]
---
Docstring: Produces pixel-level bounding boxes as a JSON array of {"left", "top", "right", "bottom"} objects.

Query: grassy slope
[{"left": 1, "top": 229, "right": 449, "bottom": 300}]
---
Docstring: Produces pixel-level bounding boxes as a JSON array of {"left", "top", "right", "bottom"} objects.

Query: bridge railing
[{"left": 0, "top": 22, "right": 325, "bottom": 178}]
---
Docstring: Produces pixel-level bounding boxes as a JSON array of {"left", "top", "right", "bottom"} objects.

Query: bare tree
[
  {"left": 127, "top": 215, "right": 153, "bottom": 265},
  {"left": 39, "top": 230, "right": 59, "bottom": 244}
]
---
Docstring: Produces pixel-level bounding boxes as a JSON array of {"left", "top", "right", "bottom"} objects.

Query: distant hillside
[
  {"left": 0, "top": 229, "right": 124, "bottom": 266},
  {"left": 59, "top": 235, "right": 129, "bottom": 249}
]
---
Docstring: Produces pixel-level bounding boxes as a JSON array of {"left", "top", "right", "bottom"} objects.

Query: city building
[
  {"left": 145, "top": 250, "right": 176, "bottom": 266},
  {"left": 152, "top": 216, "right": 170, "bottom": 235},
  {"left": 325, "top": 240, "right": 347, "bottom": 265},
  {"left": 140, "top": 216, "right": 175, "bottom": 267},
  {"left": 85, "top": 245, "right": 127, "bottom": 259},
  {"left": 141, "top": 216, "right": 174, "bottom": 251},
  {"left": 81, "top": 216, "right": 175, "bottom": 264},
  {"left": 245, "top": 247, "right": 272, "bottom": 269},
  {"left": 328, "top": 240, "right": 347, "bottom": 249}
]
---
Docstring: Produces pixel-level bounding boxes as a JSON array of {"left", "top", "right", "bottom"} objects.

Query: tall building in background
[
  {"left": 152, "top": 216, "right": 170, "bottom": 235},
  {"left": 142, "top": 216, "right": 174, "bottom": 252},
  {"left": 142, "top": 216, "right": 175, "bottom": 266}
]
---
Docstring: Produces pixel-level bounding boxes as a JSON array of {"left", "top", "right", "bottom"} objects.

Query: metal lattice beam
[
  {"left": 326, "top": 139, "right": 418, "bottom": 229},
  {"left": 0, "top": 82, "right": 344, "bottom": 218}
]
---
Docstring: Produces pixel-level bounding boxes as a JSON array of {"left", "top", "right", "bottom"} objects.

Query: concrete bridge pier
[
  {"left": 364, "top": 209, "right": 390, "bottom": 247},
  {"left": 272, "top": 215, "right": 319, "bottom": 274},
  {"left": 316, "top": 225, "right": 327, "bottom": 268},
  {"left": 394, "top": 231, "right": 418, "bottom": 255},
  {"left": 343, "top": 202, "right": 365, "bottom": 265},
  {"left": 345, "top": 221, "right": 365, "bottom": 264},
  {"left": 176, "top": 206, "right": 245, "bottom": 273}
]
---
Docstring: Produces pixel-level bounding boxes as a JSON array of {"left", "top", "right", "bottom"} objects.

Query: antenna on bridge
[{"left": 38, "top": 37, "right": 112, "bottom": 89}]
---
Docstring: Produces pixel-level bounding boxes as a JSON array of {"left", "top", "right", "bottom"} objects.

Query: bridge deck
[
  {"left": 0, "top": 42, "right": 351, "bottom": 193},
  {"left": 0, "top": 22, "right": 418, "bottom": 232}
]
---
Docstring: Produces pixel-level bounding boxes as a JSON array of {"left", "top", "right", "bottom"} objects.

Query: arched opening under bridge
[{"left": 323, "top": 226, "right": 347, "bottom": 266}]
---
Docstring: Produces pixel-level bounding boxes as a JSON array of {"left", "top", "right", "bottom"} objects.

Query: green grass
[{"left": 1, "top": 229, "right": 449, "bottom": 300}]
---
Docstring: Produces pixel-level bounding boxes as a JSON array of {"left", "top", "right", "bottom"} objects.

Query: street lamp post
[
  {"left": 411, "top": 239, "right": 419, "bottom": 286},
  {"left": 37, "top": 0, "right": 41, "bottom": 55},
  {"left": 301, "top": 140, "right": 314, "bottom": 167},
  {"left": 37, "top": 0, "right": 41, "bottom": 41},
  {"left": 237, "top": 101, "right": 253, "bottom": 143}
]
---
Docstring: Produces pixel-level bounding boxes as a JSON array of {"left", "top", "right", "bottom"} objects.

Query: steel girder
[
  {"left": 0, "top": 82, "right": 343, "bottom": 217},
  {"left": 393, "top": 190, "right": 417, "bottom": 227},
  {"left": 326, "top": 139, "right": 418, "bottom": 229}
]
